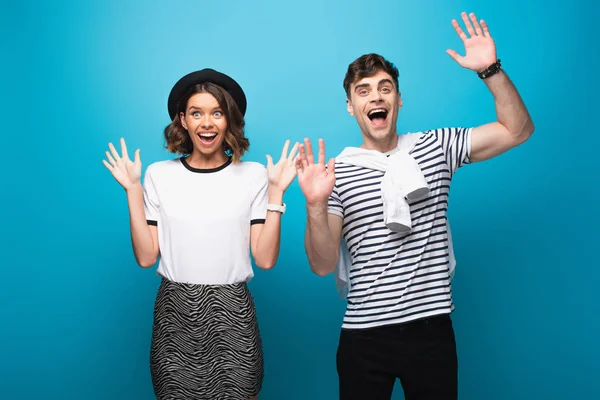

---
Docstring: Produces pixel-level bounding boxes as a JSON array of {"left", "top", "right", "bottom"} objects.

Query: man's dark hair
[{"left": 343, "top": 53, "right": 400, "bottom": 97}]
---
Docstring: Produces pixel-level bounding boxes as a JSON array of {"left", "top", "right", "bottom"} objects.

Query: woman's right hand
[{"left": 102, "top": 138, "right": 142, "bottom": 191}]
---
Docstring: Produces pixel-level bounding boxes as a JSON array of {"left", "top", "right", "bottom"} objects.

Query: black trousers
[{"left": 336, "top": 314, "right": 458, "bottom": 400}]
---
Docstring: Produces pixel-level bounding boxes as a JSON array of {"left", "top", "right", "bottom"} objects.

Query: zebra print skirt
[{"left": 150, "top": 278, "right": 264, "bottom": 399}]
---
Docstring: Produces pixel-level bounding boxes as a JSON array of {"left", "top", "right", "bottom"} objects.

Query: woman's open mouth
[{"left": 198, "top": 132, "right": 218, "bottom": 145}]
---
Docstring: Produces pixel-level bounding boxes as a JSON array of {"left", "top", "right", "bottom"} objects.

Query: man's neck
[{"left": 360, "top": 133, "right": 399, "bottom": 153}]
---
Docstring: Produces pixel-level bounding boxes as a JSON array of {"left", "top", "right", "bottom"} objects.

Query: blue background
[{"left": 2, "top": 0, "right": 598, "bottom": 399}]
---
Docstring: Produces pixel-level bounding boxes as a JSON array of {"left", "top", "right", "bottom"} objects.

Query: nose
[
  {"left": 200, "top": 115, "right": 214, "bottom": 129},
  {"left": 369, "top": 89, "right": 384, "bottom": 103}
]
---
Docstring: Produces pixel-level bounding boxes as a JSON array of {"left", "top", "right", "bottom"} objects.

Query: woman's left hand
[{"left": 266, "top": 140, "right": 300, "bottom": 193}]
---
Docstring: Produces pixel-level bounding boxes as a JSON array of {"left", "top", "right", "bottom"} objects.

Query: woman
[{"left": 102, "top": 68, "right": 298, "bottom": 399}]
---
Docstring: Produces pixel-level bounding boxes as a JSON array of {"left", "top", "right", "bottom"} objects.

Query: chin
[
  {"left": 197, "top": 148, "right": 220, "bottom": 156},
  {"left": 192, "top": 140, "right": 225, "bottom": 156},
  {"left": 369, "top": 128, "right": 395, "bottom": 141}
]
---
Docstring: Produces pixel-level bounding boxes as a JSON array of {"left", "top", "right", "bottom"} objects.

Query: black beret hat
[{"left": 167, "top": 68, "right": 247, "bottom": 120}]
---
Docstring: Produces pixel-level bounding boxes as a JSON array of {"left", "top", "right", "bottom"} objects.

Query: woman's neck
[{"left": 185, "top": 150, "right": 229, "bottom": 169}]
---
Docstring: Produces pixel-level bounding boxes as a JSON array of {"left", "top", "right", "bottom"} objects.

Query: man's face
[{"left": 346, "top": 69, "right": 402, "bottom": 144}]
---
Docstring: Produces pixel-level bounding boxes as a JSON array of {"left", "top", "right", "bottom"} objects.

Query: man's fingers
[
  {"left": 469, "top": 12, "right": 483, "bottom": 36},
  {"left": 451, "top": 19, "right": 468, "bottom": 41},
  {"left": 327, "top": 158, "right": 336, "bottom": 174},
  {"left": 295, "top": 157, "right": 304, "bottom": 179},
  {"left": 461, "top": 11, "right": 475, "bottom": 37},
  {"left": 304, "top": 138, "right": 315, "bottom": 165},
  {"left": 299, "top": 144, "right": 309, "bottom": 168},
  {"left": 446, "top": 49, "right": 465, "bottom": 66},
  {"left": 481, "top": 19, "right": 491, "bottom": 37},
  {"left": 318, "top": 138, "right": 326, "bottom": 165}
]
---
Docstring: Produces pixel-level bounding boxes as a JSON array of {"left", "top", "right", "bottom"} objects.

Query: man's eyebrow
[{"left": 354, "top": 83, "right": 370, "bottom": 91}]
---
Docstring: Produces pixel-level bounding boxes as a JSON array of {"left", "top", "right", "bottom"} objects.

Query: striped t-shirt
[{"left": 328, "top": 127, "right": 472, "bottom": 330}]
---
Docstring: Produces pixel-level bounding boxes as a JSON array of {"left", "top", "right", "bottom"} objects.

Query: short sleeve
[
  {"left": 328, "top": 183, "right": 344, "bottom": 218},
  {"left": 142, "top": 166, "right": 160, "bottom": 226},
  {"left": 250, "top": 167, "right": 268, "bottom": 225},
  {"left": 430, "top": 127, "right": 472, "bottom": 177}
]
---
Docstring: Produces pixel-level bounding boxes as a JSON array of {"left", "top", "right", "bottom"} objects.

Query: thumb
[
  {"left": 446, "top": 49, "right": 465, "bottom": 66},
  {"left": 134, "top": 149, "right": 141, "bottom": 164},
  {"left": 265, "top": 154, "right": 273, "bottom": 168}
]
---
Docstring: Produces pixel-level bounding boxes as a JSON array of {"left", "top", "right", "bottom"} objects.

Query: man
[{"left": 295, "top": 12, "right": 533, "bottom": 400}]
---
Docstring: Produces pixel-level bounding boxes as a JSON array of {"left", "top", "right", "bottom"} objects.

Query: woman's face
[{"left": 180, "top": 92, "right": 228, "bottom": 157}]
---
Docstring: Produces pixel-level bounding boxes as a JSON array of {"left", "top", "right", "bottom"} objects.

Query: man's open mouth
[{"left": 367, "top": 108, "right": 389, "bottom": 126}]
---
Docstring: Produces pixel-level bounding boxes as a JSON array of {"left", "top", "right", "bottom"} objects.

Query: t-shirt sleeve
[
  {"left": 430, "top": 127, "right": 472, "bottom": 177},
  {"left": 328, "top": 184, "right": 344, "bottom": 218},
  {"left": 250, "top": 166, "right": 269, "bottom": 225},
  {"left": 142, "top": 166, "right": 160, "bottom": 226}
]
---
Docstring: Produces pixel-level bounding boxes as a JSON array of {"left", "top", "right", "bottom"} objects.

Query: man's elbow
[
  {"left": 313, "top": 268, "right": 333, "bottom": 277},
  {"left": 517, "top": 118, "right": 535, "bottom": 144},
  {"left": 310, "top": 260, "right": 336, "bottom": 277},
  {"left": 524, "top": 118, "right": 534, "bottom": 136}
]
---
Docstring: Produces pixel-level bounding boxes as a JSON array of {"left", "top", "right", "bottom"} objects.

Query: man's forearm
[
  {"left": 305, "top": 202, "right": 339, "bottom": 277},
  {"left": 484, "top": 69, "right": 534, "bottom": 137}
]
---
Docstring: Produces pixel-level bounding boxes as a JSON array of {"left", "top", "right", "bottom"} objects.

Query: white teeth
[
  {"left": 368, "top": 108, "right": 387, "bottom": 116},
  {"left": 199, "top": 133, "right": 217, "bottom": 138}
]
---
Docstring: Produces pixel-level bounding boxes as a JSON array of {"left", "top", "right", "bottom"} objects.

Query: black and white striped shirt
[{"left": 328, "top": 127, "right": 472, "bottom": 329}]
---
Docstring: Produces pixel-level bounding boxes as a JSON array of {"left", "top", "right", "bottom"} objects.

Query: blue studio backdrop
[{"left": 2, "top": 0, "right": 598, "bottom": 399}]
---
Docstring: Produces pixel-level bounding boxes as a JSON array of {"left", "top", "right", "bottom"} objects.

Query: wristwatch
[{"left": 266, "top": 203, "right": 286, "bottom": 214}]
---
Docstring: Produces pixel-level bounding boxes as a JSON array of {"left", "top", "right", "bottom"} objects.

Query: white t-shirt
[{"left": 142, "top": 157, "right": 268, "bottom": 285}]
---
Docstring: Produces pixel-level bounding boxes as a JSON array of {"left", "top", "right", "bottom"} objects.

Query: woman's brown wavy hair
[{"left": 163, "top": 82, "right": 249, "bottom": 162}]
